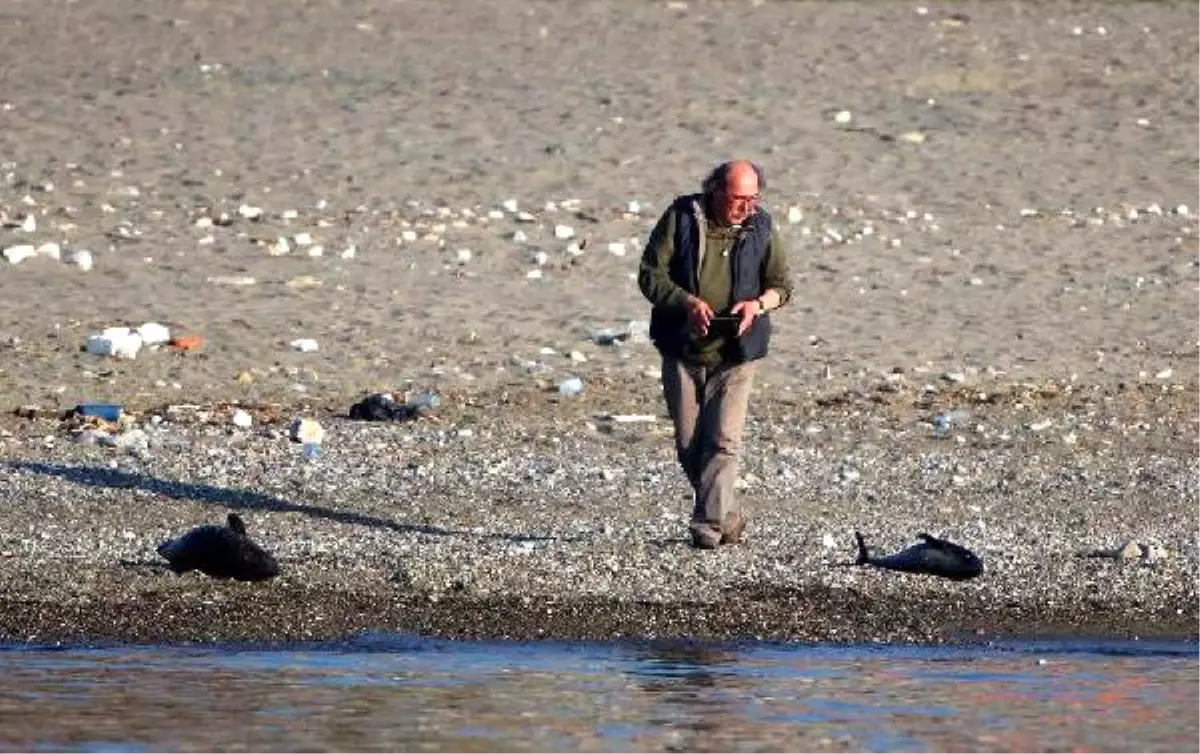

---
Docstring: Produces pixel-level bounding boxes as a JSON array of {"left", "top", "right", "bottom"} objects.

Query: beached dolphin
[
  {"left": 849, "top": 531, "right": 984, "bottom": 580},
  {"left": 156, "top": 512, "right": 280, "bottom": 582}
]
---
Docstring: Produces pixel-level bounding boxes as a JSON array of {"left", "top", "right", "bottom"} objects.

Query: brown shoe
[
  {"left": 689, "top": 524, "right": 721, "bottom": 550},
  {"left": 721, "top": 512, "right": 747, "bottom": 545}
]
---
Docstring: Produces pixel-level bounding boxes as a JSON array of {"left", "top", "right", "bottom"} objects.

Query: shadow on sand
[{"left": 10, "top": 461, "right": 581, "bottom": 544}]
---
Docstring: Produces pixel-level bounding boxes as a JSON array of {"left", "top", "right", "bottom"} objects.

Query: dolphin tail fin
[
  {"left": 854, "top": 531, "right": 870, "bottom": 565},
  {"left": 227, "top": 512, "right": 247, "bottom": 535}
]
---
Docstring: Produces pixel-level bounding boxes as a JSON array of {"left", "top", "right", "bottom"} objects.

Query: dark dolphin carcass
[
  {"left": 156, "top": 512, "right": 280, "bottom": 582},
  {"left": 851, "top": 531, "right": 984, "bottom": 581}
]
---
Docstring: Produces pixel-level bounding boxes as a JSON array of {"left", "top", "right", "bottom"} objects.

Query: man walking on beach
[{"left": 637, "top": 160, "right": 793, "bottom": 549}]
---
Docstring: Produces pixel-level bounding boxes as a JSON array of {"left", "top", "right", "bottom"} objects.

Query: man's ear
[{"left": 751, "top": 162, "right": 766, "bottom": 192}]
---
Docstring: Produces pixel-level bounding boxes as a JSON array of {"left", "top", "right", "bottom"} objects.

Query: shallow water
[{"left": 0, "top": 635, "right": 1195, "bottom": 752}]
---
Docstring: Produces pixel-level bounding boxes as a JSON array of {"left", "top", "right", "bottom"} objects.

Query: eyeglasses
[{"left": 722, "top": 192, "right": 760, "bottom": 207}]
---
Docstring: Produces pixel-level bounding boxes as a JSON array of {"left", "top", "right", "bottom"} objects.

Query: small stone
[
  {"left": 1175, "top": 204, "right": 1189, "bottom": 217},
  {"left": 268, "top": 237, "right": 291, "bottom": 256},
  {"left": 208, "top": 275, "right": 257, "bottom": 286},
  {"left": 137, "top": 322, "right": 171, "bottom": 346},
  {"left": 290, "top": 338, "right": 319, "bottom": 352},
  {"left": 69, "top": 249, "right": 93, "bottom": 271},
  {"left": 1154, "top": 368, "right": 1172, "bottom": 380},
  {"left": 834, "top": 110, "right": 853, "bottom": 125},
  {"left": 512, "top": 230, "right": 527, "bottom": 243},
  {"left": 455, "top": 248, "right": 473, "bottom": 264},
  {"left": 20, "top": 215, "right": 36, "bottom": 232},
  {"left": 3, "top": 245, "right": 36, "bottom": 264},
  {"left": 285, "top": 275, "right": 322, "bottom": 289},
  {"left": 606, "top": 242, "right": 627, "bottom": 256},
  {"left": 526, "top": 268, "right": 543, "bottom": 279},
  {"left": 231, "top": 409, "right": 253, "bottom": 428},
  {"left": 786, "top": 206, "right": 803, "bottom": 224},
  {"left": 340, "top": 245, "right": 357, "bottom": 259},
  {"left": 293, "top": 232, "right": 313, "bottom": 246},
  {"left": 238, "top": 204, "right": 263, "bottom": 220},
  {"left": 502, "top": 199, "right": 519, "bottom": 213},
  {"left": 558, "top": 376, "right": 584, "bottom": 397},
  {"left": 898, "top": 130, "right": 927, "bottom": 144},
  {"left": 554, "top": 224, "right": 575, "bottom": 239},
  {"left": 532, "top": 251, "right": 549, "bottom": 266},
  {"left": 591, "top": 328, "right": 621, "bottom": 345}
]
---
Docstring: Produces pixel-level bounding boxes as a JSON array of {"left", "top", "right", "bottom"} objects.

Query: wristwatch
[{"left": 756, "top": 296, "right": 768, "bottom": 315}]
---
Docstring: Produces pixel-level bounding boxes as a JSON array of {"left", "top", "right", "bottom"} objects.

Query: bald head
[
  {"left": 703, "top": 159, "right": 764, "bottom": 226},
  {"left": 725, "top": 160, "right": 760, "bottom": 196}
]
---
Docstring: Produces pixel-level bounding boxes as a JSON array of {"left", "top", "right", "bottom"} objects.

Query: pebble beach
[{"left": 0, "top": 0, "right": 1196, "bottom": 646}]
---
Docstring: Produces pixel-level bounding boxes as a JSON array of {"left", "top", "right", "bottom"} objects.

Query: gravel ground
[
  {"left": 0, "top": 0, "right": 1196, "bottom": 646},
  {"left": 0, "top": 375, "right": 1195, "bottom": 645}
]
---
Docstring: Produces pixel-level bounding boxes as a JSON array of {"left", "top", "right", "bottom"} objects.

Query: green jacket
[{"left": 638, "top": 194, "right": 793, "bottom": 366}]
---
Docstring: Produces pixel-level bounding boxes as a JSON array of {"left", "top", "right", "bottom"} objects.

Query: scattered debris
[{"left": 347, "top": 392, "right": 433, "bottom": 422}]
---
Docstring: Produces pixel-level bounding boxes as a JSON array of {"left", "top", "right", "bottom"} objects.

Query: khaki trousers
[{"left": 661, "top": 355, "right": 758, "bottom": 534}]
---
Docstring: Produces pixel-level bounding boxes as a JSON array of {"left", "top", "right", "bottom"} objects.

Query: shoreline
[{"left": 1, "top": 582, "right": 1195, "bottom": 648}]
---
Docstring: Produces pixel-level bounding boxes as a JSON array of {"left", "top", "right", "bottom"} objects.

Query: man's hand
[
  {"left": 730, "top": 297, "right": 763, "bottom": 336},
  {"left": 683, "top": 295, "right": 715, "bottom": 335}
]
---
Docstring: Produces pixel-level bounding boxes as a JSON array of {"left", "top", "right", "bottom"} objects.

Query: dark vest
[{"left": 648, "top": 193, "right": 773, "bottom": 363}]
